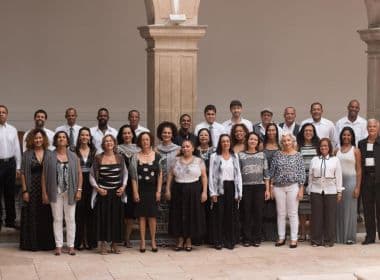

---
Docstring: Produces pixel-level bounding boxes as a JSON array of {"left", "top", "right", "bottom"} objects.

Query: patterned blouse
[
  {"left": 238, "top": 151, "right": 270, "bottom": 185},
  {"left": 269, "top": 151, "right": 306, "bottom": 187}
]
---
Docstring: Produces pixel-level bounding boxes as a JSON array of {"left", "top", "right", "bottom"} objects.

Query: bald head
[{"left": 347, "top": 99, "right": 360, "bottom": 121}]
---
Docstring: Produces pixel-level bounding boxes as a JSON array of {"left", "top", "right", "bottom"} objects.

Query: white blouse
[{"left": 308, "top": 155, "right": 343, "bottom": 195}]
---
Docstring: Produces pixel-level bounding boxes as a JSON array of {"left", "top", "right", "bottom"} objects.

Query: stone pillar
[
  {"left": 359, "top": 0, "right": 380, "bottom": 120},
  {"left": 139, "top": 0, "right": 206, "bottom": 133}
]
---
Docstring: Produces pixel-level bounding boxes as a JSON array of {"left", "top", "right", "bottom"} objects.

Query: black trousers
[
  {"left": 210, "top": 181, "right": 239, "bottom": 247},
  {"left": 242, "top": 184, "right": 265, "bottom": 243},
  {"left": 362, "top": 173, "right": 380, "bottom": 241},
  {"left": 310, "top": 192, "right": 337, "bottom": 245},
  {"left": 0, "top": 158, "right": 16, "bottom": 226}
]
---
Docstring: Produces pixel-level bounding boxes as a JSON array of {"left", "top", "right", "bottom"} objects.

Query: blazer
[
  {"left": 279, "top": 122, "right": 300, "bottom": 137},
  {"left": 358, "top": 136, "right": 380, "bottom": 183}
]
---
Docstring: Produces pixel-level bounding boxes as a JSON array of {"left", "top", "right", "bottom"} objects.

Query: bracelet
[
  {"left": 22, "top": 190, "right": 28, "bottom": 194},
  {"left": 77, "top": 189, "right": 82, "bottom": 192}
]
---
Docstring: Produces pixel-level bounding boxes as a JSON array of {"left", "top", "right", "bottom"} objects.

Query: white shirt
[
  {"left": 281, "top": 122, "right": 296, "bottom": 135},
  {"left": 301, "top": 117, "right": 338, "bottom": 147},
  {"left": 308, "top": 155, "right": 343, "bottom": 195},
  {"left": 222, "top": 118, "right": 253, "bottom": 133},
  {"left": 55, "top": 124, "right": 82, "bottom": 146},
  {"left": 133, "top": 124, "right": 149, "bottom": 137},
  {"left": 23, "top": 127, "right": 55, "bottom": 152},
  {"left": 335, "top": 116, "right": 368, "bottom": 145},
  {"left": 90, "top": 126, "right": 118, "bottom": 154},
  {"left": 0, "top": 123, "right": 21, "bottom": 169},
  {"left": 194, "top": 121, "right": 226, "bottom": 147}
]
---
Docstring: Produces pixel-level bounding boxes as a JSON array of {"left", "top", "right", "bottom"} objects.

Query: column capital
[{"left": 358, "top": 28, "right": 380, "bottom": 55}]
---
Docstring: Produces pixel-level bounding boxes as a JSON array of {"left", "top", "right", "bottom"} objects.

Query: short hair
[
  {"left": 34, "top": 109, "right": 47, "bottom": 119},
  {"left": 117, "top": 124, "right": 137, "bottom": 145},
  {"left": 297, "top": 123, "right": 320, "bottom": 148},
  {"left": 317, "top": 138, "right": 334, "bottom": 157},
  {"left": 53, "top": 131, "right": 69, "bottom": 147},
  {"left": 216, "top": 134, "right": 233, "bottom": 155},
  {"left": 284, "top": 106, "right": 296, "bottom": 113},
  {"left": 179, "top": 139, "right": 195, "bottom": 156},
  {"left": 195, "top": 128, "right": 213, "bottom": 148},
  {"left": 230, "top": 123, "right": 249, "bottom": 146},
  {"left": 65, "top": 107, "right": 77, "bottom": 117},
  {"left": 179, "top": 113, "right": 191, "bottom": 122},
  {"left": 0, "top": 105, "right": 8, "bottom": 113},
  {"left": 128, "top": 110, "right": 140, "bottom": 118},
  {"left": 136, "top": 131, "right": 155, "bottom": 148},
  {"left": 245, "top": 131, "right": 261, "bottom": 150},
  {"left": 204, "top": 104, "right": 216, "bottom": 114},
  {"left": 75, "top": 127, "right": 96, "bottom": 156},
  {"left": 310, "top": 102, "right": 323, "bottom": 111},
  {"left": 263, "top": 123, "right": 280, "bottom": 147},
  {"left": 97, "top": 107, "right": 109, "bottom": 116},
  {"left": 25, "top": 128, "right": 49, "bottom": 150},
  {"left": 156, "top": 121, "right": 178, "bottom": 141},
  {"left": 101, "top": 134, "right": 117, "bottom": 152},
  {"left": 280, "top": 133, "right": 297, "bottom": 150},
  {"left": 230, "top": 100, "right": 242, "bottom": 109},
  {"left": 339, "top": 126, "right": 356, "bottom": 147}
]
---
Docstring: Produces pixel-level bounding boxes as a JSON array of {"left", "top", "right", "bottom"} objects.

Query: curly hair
[
  {"left": 156, "top": 121, "right": 178, "bottom": 141},
  {"left": 25, "top": 128, "right": 49, "bottom": 150}
]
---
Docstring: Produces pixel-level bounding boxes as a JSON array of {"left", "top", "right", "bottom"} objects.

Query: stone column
[
  {"left": 359, "top": 0, "right": 380, "bottom": 120},
  {"left": 139, "top": 0, "right": 206, "bottom": 133}
]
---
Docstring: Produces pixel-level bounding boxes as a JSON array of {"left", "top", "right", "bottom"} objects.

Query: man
[
  {"left": 55, "top": 107, "right": 82, "bottom": 150},
  {"left": 90, "top": 108, "right": 118, "bottom": 153},
  {"left": 128, "top": 110, "right": 149, "bottom": 137},
  {"left": 194, "top": 104, "right": 226, "bottom": 146},
  {"left": 336, "top": 99, "right": 368, "bottom": 145},
  {"left": 301, "top": 102, "right": 337, "bottom": 147},
  {"left": 0, "top": 105, "right": 21, "bottom": 229},
  {"left": 253, "top": 108, "right": 282, "bottom": 141},
  {"left": 358, "top": 119, "right": 380, "bottom": 245},
  {"left": 23, "top": 109, "right": 55, "bottom": 151},
  {"left": 173, "top": 113, "right": 197, "bottom": 146},
  {"left": 222, "top": 100, "right": 252, "bottom": 133},
  {"left": 279, "top": 106, "right": 300, "bottom": 137}
]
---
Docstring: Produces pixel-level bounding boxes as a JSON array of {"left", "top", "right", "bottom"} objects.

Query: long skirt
[
  {"left": 95, "top": 189, "right": 124, "bottom": 242},
  {"left": 336, "top": 175, "right": 357, "bottom": 243},
  {"left": 210, "top": 181, "right": 240, "bottom": 248},
  {"left": 169, "top": 180, "right": 206, "bottom": 239}
]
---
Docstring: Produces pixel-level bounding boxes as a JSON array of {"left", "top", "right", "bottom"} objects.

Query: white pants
[
  {"left": 50, "top": 192, "right": 76, "bottom": 248},
  {"left": 273, "top": 183, "right": 299, "bottom": 241}
]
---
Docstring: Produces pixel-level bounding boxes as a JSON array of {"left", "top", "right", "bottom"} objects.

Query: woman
[
  {"left": 42, "top": 131, "right": 83, "bottom": 256},
  {"left": 20, "top": 128, "right": 55, "bottom": 251},
  {"left": 166, "top": 140, "right": 207, "bottom": 251},
  {"left": 269, "top": 133, "right": 306, "bottom": 248},
  {"left": 74, "top": 127, "right": 97, "bottom": 250},
  {"left": 296, "top": 123, "right": 319, "bottom": 241},
  {"left": 209, "top": 134, "right": 242, "bottom": 250},
  {"left": 130, "top": 132, "right": 163, "bottom": 252},
  {"left": 262, "top": 123, "right": 280, "bottom": 241},
  {"left": 231, "top": 123, "right": 249, "bottom": 154},
  {"left": 90, "top": 134, "right": 128, "bottom": 254},
  {"left": 117, "top": 124, "right": 140, "bottom": 248},
  {"left": 239, "top": 132, "right": 270, "bottom": 247},
  {"left": 155, "top": 121, "right": 180, "bottom": 240},
  {"left": 309, "top": 138, "right": 343, "bottom": 247},
  {"left": 336, "top": 127, "right": 361, "bottom": 244}
]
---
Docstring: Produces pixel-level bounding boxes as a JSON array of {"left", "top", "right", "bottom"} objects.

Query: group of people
[{"left": 0, "top": 98, "right": 379, "bottom": 256}]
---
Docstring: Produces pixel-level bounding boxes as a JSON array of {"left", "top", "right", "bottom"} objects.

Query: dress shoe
[
  {"left": 275, "top": 240, "right": 286, "bottom": 247},
  {"left": 289, "top": 242, "right": 298, "bottom": 249},
  {"left": 361, "top": 239, "right": 375, "bottom": 245},
  {"left": 215, "top": 244, "right": 222, "bottom": 250}
]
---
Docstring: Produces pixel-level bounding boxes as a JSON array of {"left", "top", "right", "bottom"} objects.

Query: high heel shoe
[
  {"left": 289, "top": 242, "right": 298, "bottom": 249},
  {"left": 139, "top": 248, "right": 146, "bottom": 253},
  {"left": 151, "top": 247, "right": 158, "bottom": 253},
  {"left": 275, "top": 240, "right": 286, "bottom": 247}
]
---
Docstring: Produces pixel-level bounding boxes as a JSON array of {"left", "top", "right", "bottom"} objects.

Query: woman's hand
[
  {"left": 156, "top": 191, "right": 161, "bottom": 202},
  {"left": 264, "top": 190, "right": 271, "bottom": 201},
  {"left": 353, "top": 187, "right": 360, "bottom": 199},
  {"left": 297, "top": 188, "right": 304, "bottom": 201},
  {"left": 75, "top": 190, "right": 82, "bottom": 201},
  {"left": 211, "top": 196, "right": 218, "bottom": 203},
  {"left": 165, "top": 191, "right": 171, "bottom": 201},
  {"left": 133, "top": 192, "right": 140, "bottom": 203},
  {"left": 42, "top": 192, "right": 49, "bottom": 204},
  {"left": 337, "top": 193, "right": 343, "bottom": 202},
  {"left": 22, "top": 192, "right": 30, "bottom": 203},
  {"left": 116, "top": 187, "right": 125, "bottom": 197},
  {"left": 201, "top": 191, "right": 207, "bottom": 203},
  {"left": 97, "top": 188, "right": 107, "bottom": 197}
]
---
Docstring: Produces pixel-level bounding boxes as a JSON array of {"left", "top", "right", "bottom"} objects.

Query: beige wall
[{"left": 0, "top": 0, "right": 367, "bottom": 132}]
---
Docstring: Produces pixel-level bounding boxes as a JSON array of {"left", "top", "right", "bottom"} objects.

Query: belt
[{"left": 0, "top": 157, "right": 14, "bottom": 163}]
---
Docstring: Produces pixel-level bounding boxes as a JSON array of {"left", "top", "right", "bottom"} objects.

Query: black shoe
[
  {"left": 242, "top": 241, "right": 251, "bottom": 247},
  {"left": 151, "top": 247, "right": 158, "bottom": 253},
  {"left": 174, "top": 246, "right": 183, "bottom": 252},
  {"left": 185, "top": 246, "right": 192, "bottom": 252},
  {"left": 289, "top": 242, "right": 298, "bottom": 249},
  {"left": 362, "top": 239, "right": 375, "bottom": 245},
  {"left": 215, "top": 244, "right": 222, "bottom": 250},
  {"left": 275, "top": 240, "right": 286, "bottom": 247},
  {"left": 252, "top": 242, "right": 261, "bottom": 247},
  {"left": 140, "top": 248, "right": 146, "bottom": 253},
  {"left": 225, "top": 244, "right": 234, "bottom": 250}
]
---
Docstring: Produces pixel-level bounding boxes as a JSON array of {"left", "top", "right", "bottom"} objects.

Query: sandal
[
  {"left": 68, "top": 247, "right": 76, "bottom": 256},
  {"left": 110, "top": 243, "right": 121, "bottom": 254},
  {"left": 54, "top": 247, "right": 61, "bottom": 256},
  {"left": 100, "top": 242, "right": 108, "bottom": 255}
]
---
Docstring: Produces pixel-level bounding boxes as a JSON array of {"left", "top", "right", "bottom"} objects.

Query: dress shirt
[
  {"left": 222, "top": 118, "right": 253, "bottom": 134},
  {"left": 90, "top": 126, "right": 118, "bottom": 153},
  {"left": 335, "top": 116, "right": 368, "bottom": 145},
  {"left": 0, "top": 123, "right": 21, "bottom": 169},
  {"left": 308, "top": 155, "right": 343, "bottom": 194},
  {"left": 23, "top": 127, "right": 55, "bottom": 152},
  {"left": 301, "top": 117, "right": 337, "bottom": 147},
  {"left": 279, "top": 122, "right": 300, "bottom": 136},
  {"left": 194, "top": 121, "right": 226, "bottom": 147},
  {"left": 55, "top": 124, "right": 82, "bottom": 147},
  {"left": 132, "top": 124, "right": 149, "bottom": 137}
]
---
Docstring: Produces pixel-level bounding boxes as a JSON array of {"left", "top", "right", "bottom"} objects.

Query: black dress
[
  {"left": 20, "top": 154, "right": 55, "bottom": 251},
  {"left": 94, "top": 163, "right": 125, "bottom": 242},
  {"left": 134, "top": 153, "right": 161, "bottom": 218},
  {"left": 74, "top": 153, "right": 97, "bottom": 249}
]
